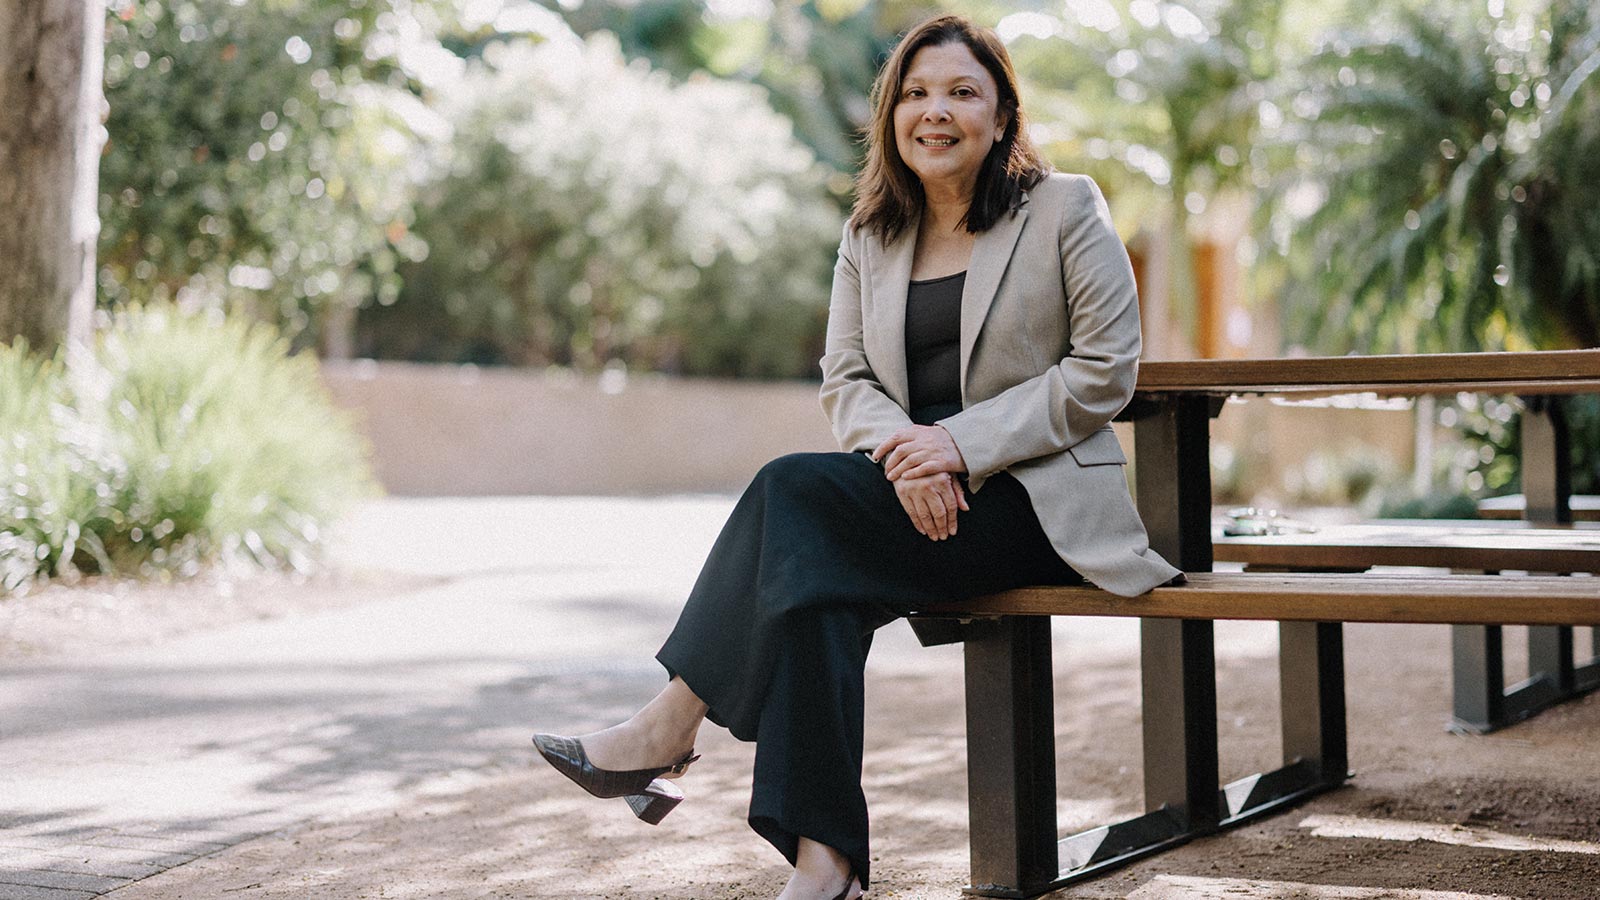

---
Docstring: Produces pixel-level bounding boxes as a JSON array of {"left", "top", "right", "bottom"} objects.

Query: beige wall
[
  {"left": 322, "top": 361, "right": 1417, "bottom": 500},
  {"left": 320, "top": 361, "right": 838, "bottom": 496}
]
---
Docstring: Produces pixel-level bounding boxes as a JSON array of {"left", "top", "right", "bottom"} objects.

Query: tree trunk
[{"left": 0, "top": 0, "right": 103, "bottom": 353}]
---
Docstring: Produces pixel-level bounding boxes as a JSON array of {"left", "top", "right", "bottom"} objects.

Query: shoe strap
[{"left": 667, "top": 752, "right": 701, "bottom": 777}]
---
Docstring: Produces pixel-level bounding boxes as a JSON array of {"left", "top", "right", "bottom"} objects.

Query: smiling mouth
[{"left": 917, "top": 137, "right": 958, "bottom": 147}]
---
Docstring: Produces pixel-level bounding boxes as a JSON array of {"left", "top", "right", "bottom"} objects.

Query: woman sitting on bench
[{"left": 532, "top": 15, "right": 1178, "bottom": 899}]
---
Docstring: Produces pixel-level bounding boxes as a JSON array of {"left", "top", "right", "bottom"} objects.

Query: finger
[
  {"left": 884, "top": 447, "right": 914, "bottom": 480},
  {"left": 885, "top": 445, "right": 919, "bottom": 479},
  {"left": 896, "top": 487, "right": 925, "bottom": 535},
  {"left": 889, "top": 446, "right": 939, "bottom": 480},
  {"left": 912, "top": 493, "right": 937, "bottom": 537},
  {"left": 926, "top": 488, "right": 949, "bottom": 538},
  {"left": 934, "top": 479, "right": 960, "bottom": 537},
  {"left": 871, "top": 432, "right": 905, "bottom": 463},
  {"left": 900, "top": 457, "right": 956, "bottom": 480},
  {"left": 955, "top": 481, "right": 970, "bottom": 511}
]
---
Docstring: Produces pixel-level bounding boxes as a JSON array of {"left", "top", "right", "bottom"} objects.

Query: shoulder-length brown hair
[{"left": 849, "top": 15, "right": 1050, "bottom": 244}]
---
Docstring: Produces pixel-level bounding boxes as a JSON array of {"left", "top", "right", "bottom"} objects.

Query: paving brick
[
  {"left": 14, "top": 846, "right": 197, "bottom": 870},
  {"left": 78, "top": 834, "right": 221, "bottom": 853},
  {"left": 0, "top": 826, "right": 99, "bottom": 845},
  {"left": 0, "top": 866, "right": 124, "bottom": 892},
  {"left": 0, "top": 883, "right": 95, "bottom": 900},
  {"left": 5, "top": 852, "right": 162, "bottom": 880}
]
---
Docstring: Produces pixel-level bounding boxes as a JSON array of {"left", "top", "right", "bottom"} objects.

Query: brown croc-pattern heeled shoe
[{"left": 531, "top": 733, "right": 699, "bottom": 824}]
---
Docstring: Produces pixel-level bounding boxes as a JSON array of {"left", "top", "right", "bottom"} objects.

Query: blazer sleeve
[
  {"left": 818, "top": 224, "right": 916, "bottom": 452},
  {"left": 936, "top": 176, "right": 1141, "bottom": 482}
]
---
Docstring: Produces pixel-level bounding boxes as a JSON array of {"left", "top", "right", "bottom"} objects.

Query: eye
[
  {"left": 954, "top": 86, "right": 976, "bottom": 97},
  {"left": 903, "top": 87, "right": 925, "bottom": 99}
]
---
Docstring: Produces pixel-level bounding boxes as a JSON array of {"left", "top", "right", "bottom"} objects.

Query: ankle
[
  {"left": 790, "top": 838, "right": 855, "bottom": 898},
  {"left": 636, "top": 713, "right": 698, "bottom": 760}
]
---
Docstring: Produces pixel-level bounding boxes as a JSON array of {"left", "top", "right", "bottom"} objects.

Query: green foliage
[
  {"left": 1372, "top": 393, "right": 1519, "bottom": 518},
  {"left": 0, "top": 344, "right": 67, "bottom": 592},
  {"left": 99, "top": 0, "right": 432, "bottom": 345},
  {"left": 0, "top": 307, "right": 373, "bottom": 594},
  {"left": 1269, "top": 0, "right": 1600, "bottom": 353},
  {"left": 560, "top": 0, "right": 905, "bottom": 177},
  {"left": 1003, "top": 0, "right": 1287, "bottom": 341},
  {"left": 1375, "top": 490, "right": 1481, "bottom": 520},
  {"left": 361, "top": 29, "right": 841, "bottom": 377},
  {"left": 1011, "top": 0, "right": 1283, "bottom": 207}
]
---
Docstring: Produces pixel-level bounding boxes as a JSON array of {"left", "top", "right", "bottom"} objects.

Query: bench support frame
[
  {"left": 953, "top": 395, "right": 1350, "bottom": 898},
  {"left": 953, "top": 615, "right": 1348, "bottom": 898},
  {"left": 1450, "top": 396, "right": 1600, "bottom": 732}
]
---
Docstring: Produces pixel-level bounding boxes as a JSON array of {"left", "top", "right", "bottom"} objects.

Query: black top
[{"left": 905, "top": 271, "right": 965, "bottom": 423}]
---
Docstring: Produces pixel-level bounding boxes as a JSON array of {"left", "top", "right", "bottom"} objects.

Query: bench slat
[{"left": 923, "top": 572, "right": 1600, "bottom": 626}]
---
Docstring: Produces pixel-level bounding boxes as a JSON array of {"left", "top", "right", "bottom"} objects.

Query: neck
[{"left": 921, "top": 189, "right": 971, "bottom": 235}]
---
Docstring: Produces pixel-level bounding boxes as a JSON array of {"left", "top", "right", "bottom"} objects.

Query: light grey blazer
[{"left": 819, "top": 172, "right": 1180, "bottom": 597}]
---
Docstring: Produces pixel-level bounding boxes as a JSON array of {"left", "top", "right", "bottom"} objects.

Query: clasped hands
[{"left": 870, "top": 425, "right": 969, "bottom": 541}]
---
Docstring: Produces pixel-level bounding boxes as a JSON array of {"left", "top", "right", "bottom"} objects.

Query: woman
[{"left": 533, "top": 15, "right": 1179, "bottom": 900}]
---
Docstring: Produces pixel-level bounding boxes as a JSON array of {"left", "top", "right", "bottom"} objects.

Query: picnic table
[
  {"left": 1215, "top": 518, "right": 1600, "bottom": 732},
  {"left": 918, "top": 349, "right": 1600, "bottom": 897}
]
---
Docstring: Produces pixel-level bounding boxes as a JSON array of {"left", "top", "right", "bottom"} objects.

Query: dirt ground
[{"left": 6, "top": 565, "right": 1599, "bottom": 899}]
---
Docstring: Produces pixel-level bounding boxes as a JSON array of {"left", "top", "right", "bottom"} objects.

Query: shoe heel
[{"left": 624, "top": 778, "right": 683, "bottom": 825}]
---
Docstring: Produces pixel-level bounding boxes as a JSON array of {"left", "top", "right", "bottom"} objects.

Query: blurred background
[{"left": 5, "top": 0, "right": 1600, "bottom": 586}]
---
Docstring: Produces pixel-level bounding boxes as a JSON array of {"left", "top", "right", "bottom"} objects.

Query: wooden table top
[
  {"left": 1213, "top": 520, "right": 1600, "bottom": 573},
  {"left": 1135, "top": 349, "right": 1600, "bottom": 397}
]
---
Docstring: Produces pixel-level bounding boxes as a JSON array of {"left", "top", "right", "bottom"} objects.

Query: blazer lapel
[
  {"left": 958, "top": 195, "right": 1030, "bottom": 398},
  {"left": 870, "top": 224, "right": 917, "bottom": 409}
]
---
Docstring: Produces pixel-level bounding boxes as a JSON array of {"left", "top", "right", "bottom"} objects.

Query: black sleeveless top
[{"left": 905, "top": 271, "right": 964, "bottom": 425}]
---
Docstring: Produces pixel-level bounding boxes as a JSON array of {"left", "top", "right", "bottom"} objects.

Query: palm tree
[
  {"left": 1009, "top": 0, "right": 1287, "bottom": 357},
  {"left": 1271, "top": 0, "right": 1600, "bottom": 353}
]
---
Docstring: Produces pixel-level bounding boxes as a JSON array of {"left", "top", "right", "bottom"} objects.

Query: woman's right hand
[{"left": 893, "top": 472, "right": 970, "bottom": 540}]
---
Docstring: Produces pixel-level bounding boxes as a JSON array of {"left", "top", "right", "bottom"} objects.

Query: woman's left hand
[{"left": 872, "top": 425, "right": 967, "bottom": 481}]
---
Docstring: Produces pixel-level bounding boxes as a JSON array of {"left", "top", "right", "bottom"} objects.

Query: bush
[
  {"left": 359, "top": 29, "right": 841, "bottom": 377},
  {"left": 99, "top": 0, "right": 433, "bottom": 346},
  {"left": 0, "top": 306, "right": 373, "bottom": 594}
]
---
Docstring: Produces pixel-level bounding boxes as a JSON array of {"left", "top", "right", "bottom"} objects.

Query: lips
[{"left": 917, "top": 135, "right": 958, "bottom": 147}]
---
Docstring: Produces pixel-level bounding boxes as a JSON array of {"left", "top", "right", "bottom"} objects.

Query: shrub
[
  {"left": 0, "top": 306, "right": 373, "bottom": 593},
  {"left": 360, "top": 28, "right": 841, "bottom": 378},
  {"left": 0, "top": 344, "right": 67, "bottom": 592},
  {"left": 99, "top": 0, "right": 433, "bottom": 345}
]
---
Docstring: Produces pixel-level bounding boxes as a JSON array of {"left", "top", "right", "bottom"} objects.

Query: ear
[{"left": 993, "top": 110, "right": 1010, "bottom": 142}]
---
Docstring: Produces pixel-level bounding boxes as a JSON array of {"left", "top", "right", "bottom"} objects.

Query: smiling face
[{"left": 892, "top": 41, "right": 1007, "bottom": 201}]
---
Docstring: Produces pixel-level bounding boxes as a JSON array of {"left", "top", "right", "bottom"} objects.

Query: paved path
[
  {"left": 15, "top": 498, "right": 1588, "bottom": 899},
  {"left": 0, "top": 497, "right": 1167, "bottom": 899},
  {"left": 0, "top": 497, "right": 723, "bottom": 897}
]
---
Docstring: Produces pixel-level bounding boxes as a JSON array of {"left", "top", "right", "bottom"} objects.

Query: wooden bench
[
  {"left": 917, "top": 572, "right": 1600, "bottom": 896},
  {"left": 1215, "top": 521, "right": 1600, "bottom": 731},
  {"left": 921, "top": 349, "right": 1600, "bottom": 898}
]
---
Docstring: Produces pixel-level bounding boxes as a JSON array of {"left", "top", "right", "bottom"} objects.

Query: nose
[{"left": 922, "top": 97, "right": 951, "bottom": 121}]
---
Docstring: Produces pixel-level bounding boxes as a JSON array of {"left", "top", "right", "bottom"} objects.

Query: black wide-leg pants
[{"left": 656, "top": 450, "right": 1081, "bottom": 889}]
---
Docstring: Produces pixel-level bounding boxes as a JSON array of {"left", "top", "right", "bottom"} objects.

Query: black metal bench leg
[
  {"left": 1583, "top": 629, "right": 1600, "bottom": 692},
  {"left": 1140, "top": 618, "right": 1220, "bottom": 827},
  {"left": 1277, "top": 621, "right": 1347, "bottom": 786},
  {"left": 961, "top": 616, "right": 1059, "bottom": 898},
  {"left": 1047, "top": 619, "right": 1214, "bottom": 886},
  {"left": 1204, "top": 621, "right": 1348, "bottom": 824},
  {"left": 1529, "top": 625, "right": 1576, "bottom": 695},
  {"left": 1451, "top": 624, "right": 1505, "bottom": 733},
  {"left": 1448, "top": 396, "right": 1596, "bottom": 732}
]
